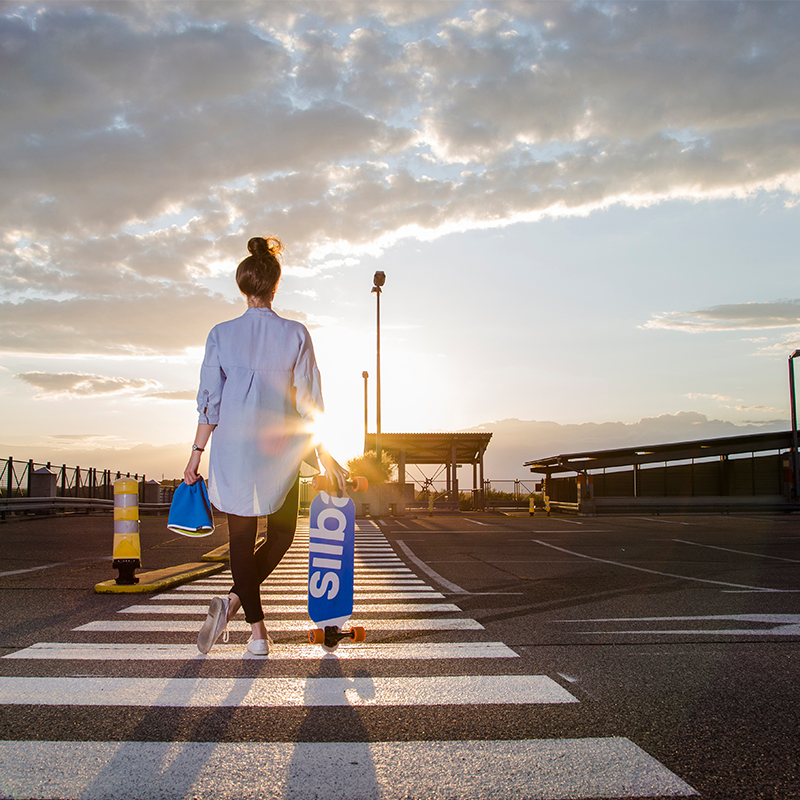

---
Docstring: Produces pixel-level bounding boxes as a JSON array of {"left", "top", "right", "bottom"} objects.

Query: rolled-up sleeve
[{"left": 197, "top": 329, "right": 225, "bottom": 424}]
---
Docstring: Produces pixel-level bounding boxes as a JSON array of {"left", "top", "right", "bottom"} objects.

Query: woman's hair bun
[{"left": 247, "top": 236, "right": 283, "bottom": 260}]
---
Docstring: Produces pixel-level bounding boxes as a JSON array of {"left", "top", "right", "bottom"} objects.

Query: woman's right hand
[{"left": 184, "top": 449, "right": 203, "bottom": 485}]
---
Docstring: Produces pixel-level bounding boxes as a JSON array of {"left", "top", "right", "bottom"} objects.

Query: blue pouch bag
[{"left": 168, "top": 478, "right": 215, "bottom": 537}]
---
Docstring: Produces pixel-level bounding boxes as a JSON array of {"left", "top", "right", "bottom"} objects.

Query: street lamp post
[
  {"left": 371, "top": 271, "right": 386, "bottom": 463},
  {"left": 790, "top": 350, "right": 800, "bottom": 500},
  {"left": 362, "top": 371, "right": 369, "bottom": 454}
]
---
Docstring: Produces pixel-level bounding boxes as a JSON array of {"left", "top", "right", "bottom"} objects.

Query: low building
[{"left": 524, "top": 430, "right": 798, "bottom": 515}]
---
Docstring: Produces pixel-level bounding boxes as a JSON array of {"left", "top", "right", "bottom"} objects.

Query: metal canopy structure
[
  {"left": 364, "top": 432, "right": 492, "bottom": 500},
  {"left": 524, "top": 430, "right": 794, "bottom": 476}
]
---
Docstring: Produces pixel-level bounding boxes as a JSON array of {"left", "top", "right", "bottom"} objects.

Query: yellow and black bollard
[
  {"left": 112, "top": 478, "right": 141, "bottom": 585},
  {"left": 544, "top": 494, "right": 551, "bottom": 517},
  {"left": 529, "top": 495, "right": 535, "bottom": 516},
  {"left": 428, "top": 493, "right": 434, "bottom": 517}
]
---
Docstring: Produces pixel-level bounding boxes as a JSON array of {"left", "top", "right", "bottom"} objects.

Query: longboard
[{"left": 307, "top": 475, "right": 368, "bottom": 651}]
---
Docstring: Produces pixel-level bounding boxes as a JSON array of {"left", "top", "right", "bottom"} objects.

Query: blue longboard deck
[{"left": 308, "top": 490, "right": 355, "bottom": 629}]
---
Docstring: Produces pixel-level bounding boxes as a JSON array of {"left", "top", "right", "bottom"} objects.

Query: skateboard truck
[{"left": 309, "top": 625, "right": 367, "bottom": 649}]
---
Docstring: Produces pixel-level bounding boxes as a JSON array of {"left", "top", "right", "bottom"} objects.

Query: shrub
[{"left": 346, "top": 450, "right": 397, "bottom": 484}]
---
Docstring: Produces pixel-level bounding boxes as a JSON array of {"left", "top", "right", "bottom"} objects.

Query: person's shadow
[
  {"left": 281, "top": 654, "right": 379, "bottom": 799},
  {"left": 76, "top": 655, "right": 264, "bottom": 798}
]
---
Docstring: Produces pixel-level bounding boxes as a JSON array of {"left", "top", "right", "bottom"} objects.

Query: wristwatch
[{"left": 192, "top": 444, "right": 204, "bottom": 452}]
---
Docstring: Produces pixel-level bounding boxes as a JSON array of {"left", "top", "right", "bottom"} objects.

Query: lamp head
[
  {"left": 791, "top": 350, "right": 800, "bottom": 359},
  {"left": 373, "top": 271, "right": 386, "bottom": 288}
]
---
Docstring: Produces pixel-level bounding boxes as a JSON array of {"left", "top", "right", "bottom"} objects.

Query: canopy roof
[
  {"left": 364, "top": 432, "right": 492, "bottom": 465},
  {"left": 524, "top": 430, "right": 794, "bottom": 476}
]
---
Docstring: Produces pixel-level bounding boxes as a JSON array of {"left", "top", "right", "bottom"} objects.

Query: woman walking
[{"left": 184, "top": 236, "right": 347, "bottom": 655}]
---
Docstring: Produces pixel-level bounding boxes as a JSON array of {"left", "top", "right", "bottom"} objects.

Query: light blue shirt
[{"left": 197, "top": 308, "right": 323, "bottom": 516}]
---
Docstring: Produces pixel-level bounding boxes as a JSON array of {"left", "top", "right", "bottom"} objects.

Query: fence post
[{"left": 6, "top": 457, "right": 11, "bottom": 498}]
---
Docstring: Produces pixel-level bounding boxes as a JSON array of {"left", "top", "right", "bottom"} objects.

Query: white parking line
[
  {"left": 673, "top": 538, "right": 800, "bottom": 563},
  {"left": 534, "top": 540, "right": 789, "bottom": 593},
  {"left": 395, "top": 541, "right": 469, "bottom": 594}
]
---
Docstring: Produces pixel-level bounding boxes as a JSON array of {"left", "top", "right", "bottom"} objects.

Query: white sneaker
[
  {"left": 197, "top": 597, "right": 230, "bottom": 654},
  {"left": 246, "top": 634, "right": 273, "bottom": 656}
]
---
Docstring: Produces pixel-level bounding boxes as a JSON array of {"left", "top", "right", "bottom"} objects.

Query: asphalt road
[{"left": 0, "top": 509, "right": 798, "bottom": 799}]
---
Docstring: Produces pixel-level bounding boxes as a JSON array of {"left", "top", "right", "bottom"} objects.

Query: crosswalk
[{"left": 0, "top": 522, "right": 697, "bottom": 798}]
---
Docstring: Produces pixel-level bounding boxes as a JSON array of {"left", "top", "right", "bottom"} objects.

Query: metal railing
[{"left": 0, "top": 456, "right": 171, "bottom": 518}]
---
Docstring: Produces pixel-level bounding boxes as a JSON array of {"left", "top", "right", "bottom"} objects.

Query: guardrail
[
  {"left": 1, "top": 456, "right": 156, "bottom": 502},
  {"left": 0, "top": 496, "right": 172, "bottom": 518}
]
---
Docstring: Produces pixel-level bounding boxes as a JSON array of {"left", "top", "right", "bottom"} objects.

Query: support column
[{"left": 451, "top": 443, "right": 459, "bottom": 502}]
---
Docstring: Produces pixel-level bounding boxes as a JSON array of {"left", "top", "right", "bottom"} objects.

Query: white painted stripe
[
  {"left": 171, "top": 585, "right": 435, "bottom": 593},
  {"left": 577, "top": 626, "right": 800, "bottom": 636},
  {"left": 0, "top": 557, "right": 108, "bottom": 578},
  {"left": 120, "top": 603, "right": 462, "bottom": 615},
  {"left": 564, "top": 614, "right": 800, "bottom": 637},
  {"left": 674, "top": 538, "right": 800, "bottom": 563},
  {"left": 395, "top": 540, "right": 469, "bottom": 594},
  {"left": 533, "top": 539, "right": 786, "bottom": 593},
  {"left": 190, "top": 579, "right": 426, "bottom": 586},
  {"left": 0, "top": 739, "right": 698, "bottom": 798},
  {"left": 567, "top": 613, "right": 800, "bottom": 623},
  {"left": 270, "top": 567, "right": 409, "bottom": 573},
  {"left": 150, "top": 592, "right": 443, "bottom": 601},
  {"left": 5, "top": 642, "right": 518, "bottom": 660},
  {"left": 0, "top": 675, "right": 573, "bottom": 707},
  {"left": 75, "top": 618, "right": 485, "bottom": 633}
]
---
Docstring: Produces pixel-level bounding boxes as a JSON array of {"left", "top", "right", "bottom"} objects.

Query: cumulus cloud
[
  {"left": 15, "top": 371, "right": 159, "bottom": 398},
  {"left": 643, "top": 299, "right": 800, "bottom": 333},
  {"left": 143, "top": 390, "right": 196, "bottom": 401},
  {"left": 3, "top": 1, "right": 800, "bottom": 359},
  {"left": 683, "top": 392, "right": 786, "bottom": 415}
]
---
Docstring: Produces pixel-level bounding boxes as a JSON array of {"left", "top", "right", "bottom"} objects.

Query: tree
[{"left": 347, "top": 450, "right": 397, "bottom": 484}]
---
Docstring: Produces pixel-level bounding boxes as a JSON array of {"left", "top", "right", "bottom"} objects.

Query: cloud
[
  {"left": 643, "top": 299, "right": 800, "bottom": 333},
  {"left": 683, "top": 392, "right": 787, "bottom": 415},
  {"left": 3, "top": 1, "right": 800, "bottom": 361},
  {"left": 15, "top": 371, "right": 159, "bottom": 398},
  {"left": 143, "top": 390, "right": 196, "bottom": 401},
  {"left": 684, "top": 393, "right": 733, "bottom": 403},
  {"left": 0, "top": 285, "right": 243, "bottom": 355}
]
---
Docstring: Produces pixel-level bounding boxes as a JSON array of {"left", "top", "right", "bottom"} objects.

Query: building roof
[
  {"left": 364, "top": 432, "right": 492, "bottom": 464},
  {"left": 524, "top": 430, "right": 794, "bottom": 476}
]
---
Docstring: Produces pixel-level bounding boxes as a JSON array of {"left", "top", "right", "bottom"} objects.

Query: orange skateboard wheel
[
  {"left": 311, "top": 475, "right": 329, "bottom": 493},
  {"left": 309, "top": 628, "right": 325, "bottom": 645},
  {"left": 350, "top": 626, "right": 366, "bottom": 642}
]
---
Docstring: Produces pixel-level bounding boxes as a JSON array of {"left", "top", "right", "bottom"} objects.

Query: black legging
[{"left": 227, "top": 476, "right": 299, "bottom": 624}]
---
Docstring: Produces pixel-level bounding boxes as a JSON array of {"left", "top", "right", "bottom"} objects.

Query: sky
[{"left": 1, "top": 0, "right": 799, "bottom": 483}]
